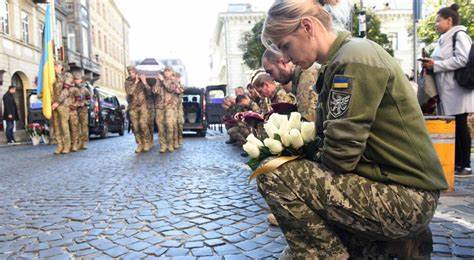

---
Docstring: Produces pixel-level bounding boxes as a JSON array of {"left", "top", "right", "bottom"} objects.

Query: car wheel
[
  {"left": 118, "top": 122, "right": 125, "bottom": 136},
  {"left": 100, "top": 123, "right": 109, "bottom": 139},
  {"left": 197, "top": 130, "right": 206, "bottom": 137}
]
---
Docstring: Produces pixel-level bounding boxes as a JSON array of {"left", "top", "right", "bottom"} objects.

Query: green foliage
[
  {"left": 352, "top": 6, "right": 394, "bottom": 56},
  {"left": 240, "top": 19, "right": 266, "bottom": 70},
  {"left": 418, "top": 0, "right": 474, "bottom": 45}
]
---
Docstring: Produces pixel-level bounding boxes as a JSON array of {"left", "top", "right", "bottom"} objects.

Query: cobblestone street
[{"left": 1, "top": 132, "right": 474, "bottom": 259}]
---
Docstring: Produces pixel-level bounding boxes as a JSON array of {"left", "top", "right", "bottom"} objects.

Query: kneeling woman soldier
[{"left": 258, "top": 0, "right": 448, "bottom": 259}]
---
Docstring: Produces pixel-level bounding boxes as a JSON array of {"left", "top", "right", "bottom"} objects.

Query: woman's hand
[{"left": 422, "top": 58, "right": 435, "bottom": 70}]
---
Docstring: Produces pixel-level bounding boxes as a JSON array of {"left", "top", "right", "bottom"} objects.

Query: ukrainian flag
[{"left": 37, "top": 4, "right": 55, "bottom": 120}]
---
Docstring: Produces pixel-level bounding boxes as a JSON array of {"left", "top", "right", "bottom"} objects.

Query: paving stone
[
  {"left": 38, "top": 233, "right": 62, "bottom": 243},
  {"left": 184, "top": 241, "right": 204, "bottom": 249},
  {"left": 214, "top": 244, "right": 241, "bottom": 255},
  {"left": 39, "top": 247, "right": 65, "bottom": 258},
  {"left": 203, "top": 231, "right": 222, "bottom": 239},
  {"left": 114, "top": 236, "right": 140, "bottom": 246},
  {"left": 453, "top": 246, "right": 474, "bottom": 257},
  {"left": 244, "top": 249, "right": 274, "bottom": 259},
  {"left": 121, "top": 251, "right": 148, "bottom": 260},
  {"left": 67, "top": 242, "right": 92, "bottom": 252},
  {"left": 73, "top": 248, "right": 99, "bottom": 257},
  {"left": 145, "top": 236, "right": 165, "bottom": 245},
  {"left": 161, "top": 240, "right": 182, "bottom": 248},
  {"left": 452, "top": 238, "right": 474, "bottom": 248},
  {"left": 217, "top": 227, "right": 240, "bottom": 236},
  {"left": 205, "top": 239, "right": 225, "bottom": 247},
  {"left": 144, "top": 246, "right": 167, "bottom": 256},
  {"left": 162, "top": 230, "right": 185, "bottom": 236},
  {"left": 104, "top": 246, "right": 129, "bottom": 258},
  {"left": 200, "top": 223, "right": 222, "bottom": 231},
  {"left": 165, "top": 247, "right": 189, "bottom": 256},
  {"left": 191, "top": 247, "right": 213, "bottom": 257},
  {"left": 127, "top": 241, "right": 152, "bottom": 251},
  {"left": 224, "top": 255, "right": 249, "bottom": 260},
  {"left": 236, "top": 240, "right": 259, "bottom": 251},
  {"left": 89, "top": 238, "right": 116, "bottom": 251},
  {"left": 433, "top": 244, "right": 452, "bottom": 255}
]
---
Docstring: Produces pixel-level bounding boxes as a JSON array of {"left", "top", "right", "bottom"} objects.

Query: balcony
[{"left": 67, "top": 49, "right": 101, "bottom": 75}]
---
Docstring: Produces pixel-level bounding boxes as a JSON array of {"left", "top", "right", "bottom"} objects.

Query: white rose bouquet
[{"left": 243, "top": 112, "right": 321, "bottom": 176}]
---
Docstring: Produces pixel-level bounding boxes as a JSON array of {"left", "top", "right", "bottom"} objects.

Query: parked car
[
  {"left": 205, "top": 85, "right": 226, "bottom": 133},
  {"left": 87, "top": 84, "right": 126, "bottom": 138}
]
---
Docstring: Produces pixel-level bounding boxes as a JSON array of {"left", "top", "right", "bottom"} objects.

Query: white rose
[
  {"left": 243, "top": 142, "right": 261, "bottom": 158},
  {"left": 289, "top": 112, "right": 302, "bottom": 130},
  {"left": 301, "top": 122, "right": 316, "bottom": 143},
  {"left": 246, "top": 134, "right": 264, "bottom": 147},
  {"left": 278, "top": 123, "right": 291, "bottom": 147},
  {"left": 278, "top": 114, "right": 289, "bottom": 128},
  {"left": 268, "top": 113, "right": 281, "bottom": 128},
  {"left": 289, "top": 129, "right": 304, "bottom": 149},
  {"left": 263, "top": 138, "right": 284, "bottom": 155},
  {"left": 264, "top": 122, "right": 279, "bottom": 139}
]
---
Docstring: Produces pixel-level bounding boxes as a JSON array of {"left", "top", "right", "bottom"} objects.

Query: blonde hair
[{"left": 262, "top": 0, "right": 333, "bottom": 51}]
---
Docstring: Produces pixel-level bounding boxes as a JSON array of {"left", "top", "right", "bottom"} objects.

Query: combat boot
[
  {"left": 159, "top": 145, "right": 167, "bottom": 153},
  {"left": 61, "top": 144, "right": 71, "bottom": 154},
  {"left": 71, "top": 143, "right": 80, "bottom": 152},
  {"left": 80, "top": 142, "right": 88, "bottom": 150},
  {"left": 135, "top": 142, "right": 144, "bottom": 153},
  {"left": 54, "top": 141, "right": 64, "bottom": 155},
  {"left": 168, "top": 146, "right": 175, "bottom": 153},
  {"left": 143, "top": 141, "right": 152, "bottom": 152}
]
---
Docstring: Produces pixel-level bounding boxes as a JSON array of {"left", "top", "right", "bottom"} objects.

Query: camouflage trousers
[
  {"left": 156, "top": 108, "right": 178, "bottom": 151},
  {"left": 129, "top": 105, "right": 151, "bottom": 147},
  {"left": 52, "top": 109, "right": 60, "bottom": 144},
  {"left": 69, "top": 108, "right": 80, "bottom": 149},
  {"left": 177, "top": 106, "right": 184, "bottom": 145},
  {"left": 78, "top": 107, "right": 89, "bottom": 146},
  {"left": 227, "top": 123, "right": 250, "bottom": 145},
  {"left": 148, "top": 106, "right": 155, "bottom": 143},
  {"left": 256, "top": 159, "right": 439, "bottom": 259},
  {"left": 55, "top": 106, "right": 71, "bottom": 150}
]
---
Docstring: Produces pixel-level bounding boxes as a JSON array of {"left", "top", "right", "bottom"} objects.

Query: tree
[
  {"left": 418, "top": 0, "right": 473, "bottom": 46},
  {"left": 240, "top": 19, "right": 266, "bottom": 70},
  {"left": 352, "top": 6, "right": 394, "bottom": 56}
]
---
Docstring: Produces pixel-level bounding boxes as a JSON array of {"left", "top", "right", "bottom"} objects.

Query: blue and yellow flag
[{"left": 37, "top": 4, "right": 55, "bottom": 120}]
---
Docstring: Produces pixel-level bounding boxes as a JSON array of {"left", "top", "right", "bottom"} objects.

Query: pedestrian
[
  {"left": 259, "top": 0, "right": 447, "bottom": 258},
  {"left": 124, "top": 66, "right": 152, "bottom": 153},
  {"left": 262, "top": 49, "right": 318, "bottom": 122},
  {"left": 75, "top": 73, "right": 91, "bottom": 150},
  {"left": 51, "top": 61, "right": 65, "bottom": 148},
  {"left": 52, "top": 72, "right": 74, "bottom": 154},
  {"left": 152, "top": 68, "right": 182, "bottom": 153},
  {"left": 421, "top": 4, "right": 473, "bottom": 176},
  {"left": 2, "top": 85, "right": 19, "bottom": 144}
]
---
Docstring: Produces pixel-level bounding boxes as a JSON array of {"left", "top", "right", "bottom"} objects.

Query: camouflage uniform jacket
[
  {"left": 124, "top": 77, "right": 150, "bottom": 110},
  {"left": 153, "top": 78, "right": 181, "bottom": 110},
  {"left": 52, "top": 72, "right": 65, "bottom": 104},
  {"left": 66, "top": 85, "right": 81, "bottom": 110},
  {"left": 292, "top": 66, "right": 318, "bottom": 122},
  {"left": 315, "top": 31, "right": 447, "bottom": 191},
  {"left": 270, "top": 86, "right": 296, "bottom": 105},
  {"left": 57, "top": 83, "right": 75, "bottom": 108},
  {"left": 78, "top": 85, "right": 92, "bottom": 107}
]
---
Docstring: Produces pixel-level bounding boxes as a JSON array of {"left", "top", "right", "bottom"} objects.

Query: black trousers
[
  {"left": 5, "top": 120, "right": 15, "bottom": 142},
  {"left": 455, "top": 113, "right": 471, "bottom": 169}
]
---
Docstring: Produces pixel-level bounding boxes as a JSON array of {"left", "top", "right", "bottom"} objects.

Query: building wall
[
  {"left": 0, "top": 0, "right": 67, "bottom": 134},
  {"left": 210, "top": 11, "right": 265, "bottom": 95},
  {"left": 89, "top": 0, "right": 129, "bottom": 102}
]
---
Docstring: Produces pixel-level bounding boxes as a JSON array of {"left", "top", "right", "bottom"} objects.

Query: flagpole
[{"left": 49, "top": 0, "right": 57, "bottom": 59}]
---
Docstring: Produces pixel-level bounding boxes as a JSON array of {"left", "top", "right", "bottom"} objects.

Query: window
[
  {"left": 0, "top": 0, "right": 9, "bottom": 34},
  {"left": 21, "top": 11, "right": 29, "bottom": 43},
  {"left": 388, "top": 32, "right": 399, "bottom": 51},
  {"left": 67, "top": 24, "right": 76, "bottom": 52},
  {"left": 38, "top": 22, "right": 44, "bottom": 48},
  {"left": 81, "top": 26, "right": 89, "bottom": 57},
  {"left": 55, "top": 19, "right": 63, "bottom": 47}
]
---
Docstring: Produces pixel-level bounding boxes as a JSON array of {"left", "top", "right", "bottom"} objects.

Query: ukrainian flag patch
[{"left": 332, "top": 75, "right": 351, "bottom": 89}]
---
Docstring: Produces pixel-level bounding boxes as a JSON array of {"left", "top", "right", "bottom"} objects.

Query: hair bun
[{"left": 450, "top": 3, "right": 460, "bottom": 12}]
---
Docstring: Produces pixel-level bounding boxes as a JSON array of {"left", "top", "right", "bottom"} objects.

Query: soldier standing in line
[
  {"left": 262, "top": 49, "right": 318, "bottom": 122},
  {"left": 69, "top": 74, "right": 82, "bottom": 152},
  {"left": 74, "top": 73, "right": 92, "bottom": 150},
  {"left": 124, "top": 66, "right": 152, "bottom": 153},
  {"left": 51, "top": 61, "right": 65, "bottom": 154},
  {"left": 52, "top": 72, "right": 73, "bottom": 154},
  {"left": 153, "top": 68, "right": 182, "bottom": 153},
  {"left": 145, "top": 76, "right": 155, "bottom": 147},
  {"left": 175, "top": 73, "right": 185, "bottom": 147}
]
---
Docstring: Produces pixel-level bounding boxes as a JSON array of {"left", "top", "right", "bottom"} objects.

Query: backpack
[{"left": 452, "top": 30, "right": 474, "bottom": 89}]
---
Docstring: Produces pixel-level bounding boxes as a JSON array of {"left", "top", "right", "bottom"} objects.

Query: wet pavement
[{"left": 0, "top": 131, "right": 474, "bottom": 259}]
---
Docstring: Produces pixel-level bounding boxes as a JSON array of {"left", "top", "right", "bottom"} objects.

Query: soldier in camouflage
[
  {"left": 175, "top": 73, "right": 185, "bottom": 147},
  {"left": 262, "top": 49, "right": 318, "bottom": 122},
  {"left": 51, "top": 61, "right": 65, "bottom": 154},
  {"left": 74, "top": 73, "right": 91, "bottom": 150},
  {"left": 259, "top": 1, "right": 448, "bottom": 258},
  {"left": 124, "top": 66, "right": 152, "bottom": 153},
  {"left": 69, "top": 74, "right": 82, "bottom": 152},
  {"left": 52, "top": 72, "right": 74, "bottom": 154},
  {"left": 252, "top": 72, "right": 296, "bottom": 106},
  {"left": 153, "top": 68, "right": 182, "bottom": 153}
]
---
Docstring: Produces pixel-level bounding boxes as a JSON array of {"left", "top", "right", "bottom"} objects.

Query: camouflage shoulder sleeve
[
  {"left": 58, "top": 88, "right": 69, "bottom": 104},
  {"left": 321, "top": 62, "right": 390, "bottom": 173},
  {"left": 297, "top": 69, "right": 318, "bottom": 122},
  {"left": 276, "top": 89, "right": 296, "bottom": 104}
]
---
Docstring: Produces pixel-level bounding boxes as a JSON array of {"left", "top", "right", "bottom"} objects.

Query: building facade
[
  {"left": 0, "top": 0, "right": 67, "bottom": 136},
  {"left": 89, "top": 0, "right": 129, "bottom": 102},
  {"left": 210, "top": 3, "right": 265, "bottom": 95}
]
